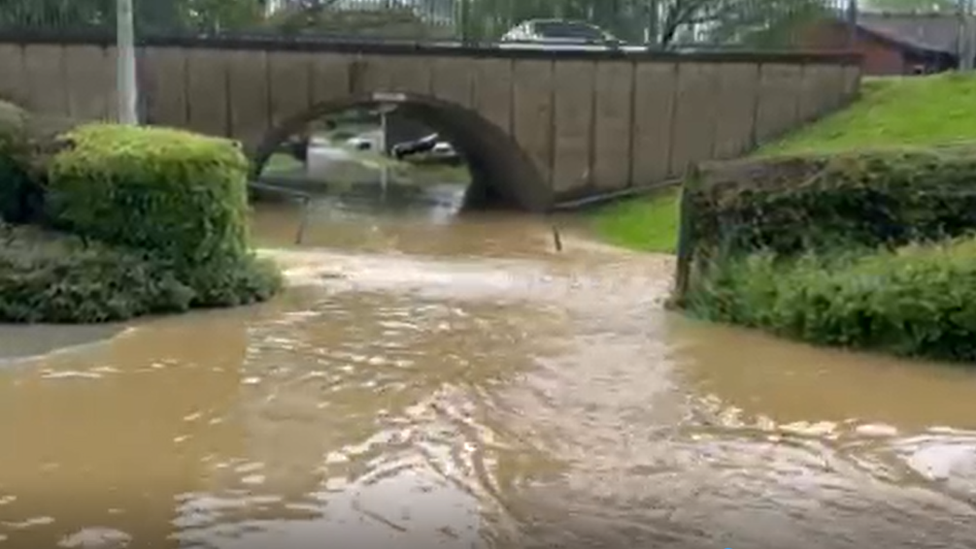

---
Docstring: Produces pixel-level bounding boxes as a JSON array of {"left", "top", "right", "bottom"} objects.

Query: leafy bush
[
  {"left": 677, "top": 147, "right": 976, "bottom": 362},
  {"left": 687, "top": 148, "right": 976, "bottom": 262},
  {"left": 685, "top": 237, "right": 976, "bottom": 362},
  {"left": 48, "top": 124, "right": 252, "bottom": 266},
  {"left": 0, "top": 100, "right": 41, "bottom": 224},
  {"left": 0, "top": 222, "right": 282, "bottom": 323},
  {"left": 183, "top": 253, "right": 282, "bottom": 308},
  {"left": 0, "top": 224, "right": 193, "bottom": 323},
  {"left": 46, "top": 123, "right": 282, "bottom": 311}
]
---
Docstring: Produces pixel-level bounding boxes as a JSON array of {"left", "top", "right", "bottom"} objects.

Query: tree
[
  {"left": 457, "top": 0, "right": 834, "bottom": 47},
  {"left": 0, "top": 0, "right": 265, "bottom": 33},
  {"left": 863, "top": 0, "right": 958, "bottom": 11},
  {"left": 265, "top": 0, "right": 454, "bottom": 38},
  {"left": 0, "top": 0, "right": 115, "bottom": 30},
  {"left": 671, "top": 0, "right": 832, "bottom": 48},
  {"left": 179, "top": 0, "right": 265, "bottom": 32}
]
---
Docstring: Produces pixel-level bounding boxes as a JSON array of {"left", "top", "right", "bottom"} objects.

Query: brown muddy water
[{"left": 2, "top": 193, "right": 976, "bottom": 549}]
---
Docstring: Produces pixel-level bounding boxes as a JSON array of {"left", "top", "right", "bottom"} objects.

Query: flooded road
[{"left": 2, "top": 189, "right": 976, "bottom": 549}]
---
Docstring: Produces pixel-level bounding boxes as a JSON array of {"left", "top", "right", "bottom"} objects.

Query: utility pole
[
  {"left": 646, "top": 0, "right": 659, "bottom": 47},
  {"left": 117, "top": 0, "right": 139, "bottom": 125},
  {"left": 846, "top": 0, "right": 859, "bottom": 50},
  {"left": 960, "top": 0, "right": 976, "bottom": 71}
]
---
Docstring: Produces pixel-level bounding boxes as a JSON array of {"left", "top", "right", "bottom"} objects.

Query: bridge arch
[{"left": 251, "top": 92, "right": 551, "bottom": 212}]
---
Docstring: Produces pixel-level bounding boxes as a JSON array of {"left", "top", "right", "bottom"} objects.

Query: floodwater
[{"left": 2, "top": 167, "right": 976, "bottom": 549}]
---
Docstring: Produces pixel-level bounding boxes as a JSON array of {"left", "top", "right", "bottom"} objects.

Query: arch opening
[{"left": 250, "top": 93, "right": 551, "bottom": 213}]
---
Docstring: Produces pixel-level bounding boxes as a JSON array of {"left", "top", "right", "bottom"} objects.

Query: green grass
[
  {"left": 760, "top": 73, "right": 976, "bottom": 156},
  {"left": 591, "top": 72, "right": 976, "bottom": 253},
  {"left": 590, "top": 188, "right": 680, "bottom": 254}
]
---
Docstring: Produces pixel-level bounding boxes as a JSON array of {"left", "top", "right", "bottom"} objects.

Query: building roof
[{"left": 855, "top": 12, "right": 960, "bottom": 55}]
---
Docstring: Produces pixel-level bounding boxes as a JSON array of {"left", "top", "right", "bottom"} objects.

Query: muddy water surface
[{"left": 1, "top": 196, "right": 976, "bottom": 549}]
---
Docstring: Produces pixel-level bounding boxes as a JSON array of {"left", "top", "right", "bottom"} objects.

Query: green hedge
[
  {"left": 48, "top": 124, "right": 251, "bottom": 267},
  {"left": 46, "top": 123, "right": 281, "bottom": 311},
  {"left": 0, "top": 101, "right": 40, "bottom": 224},
  {"left": 687, "top": 148, "right": 976, "bottom": 261},
  {"left": 678, "top": 148, "right": 976, "bottom": 363},
  {"left": 685, "top": 237, "right": 976, "bottom": 362},
  {"left": 0, "top": 224, "right": 193, "bottom": 323}
]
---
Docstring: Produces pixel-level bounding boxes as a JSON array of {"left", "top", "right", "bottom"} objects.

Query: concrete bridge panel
[
  {"left": 431, "top": 58, "right": 474, "bottom": 109},
  {"left": 357, "top": 55, "right": 432, "bottom": 96},
  {"left": 0, "top": 45, "right": 26, "bottom": 105},
  {"left": 65, "top": 46, "right": 111, "bottom": 121},
  {"left": 631, "top": 62, "right": 677, "bottom": 184},
  {"left": 24, "top": 45, "right": 67, "bottom": 117},
  {"left": 842, "top": 65, "right": 860, "bottom": 100},
  {"left": 593, "top": 60, "right": 635, "bottom": 192},
  {"left": 798, "top": 64, "right": 826, "bottom": 123},
  {"left": 670, "top": 63, "right": 720, "bottom": 176},
  {"left": 472, "top": 59, "right": 513, "bottom": 134},
  {"left": 105, "top": 47, "right": 121, "bottom": 121},
  {"left": 512, "top": 60, "right": 555, "bottom": 188},
  {"left": 1, "top": 38, "right": 861, "bottom": 211},
  {"left": 268, "top": 52, "right": 311, "bottom": 128},
  {"left": 755, "top": 63, "right": 803, "bottom": 144},
  {"left": 551, "top": 60, "right": 595, "bottom": 195},
  {"left": 185, "top": 49, "right": 229, "bottom": 137},
  {"left": 142, "top": 47, "right": 188, "bottom": 128},
  {"left": 227, "top": 50, "right": 270, "bottom": 151},
  {"left": 713, "top": 63, "right": 759, "bottom": 160},
  {"left": 819, "top": 65, "right": 847, "bottom": 114},
  {"left": 310, "top": 54, "right": 351, "bottom": 105}
]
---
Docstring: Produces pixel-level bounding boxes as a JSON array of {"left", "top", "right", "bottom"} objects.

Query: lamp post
[{"left": 117, "top": 0, "right": 139, "bottom": 125}]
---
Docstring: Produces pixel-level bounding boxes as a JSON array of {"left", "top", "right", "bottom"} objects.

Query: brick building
[{"left": 798, "top": 12, "right": 961, "bottom": 75}]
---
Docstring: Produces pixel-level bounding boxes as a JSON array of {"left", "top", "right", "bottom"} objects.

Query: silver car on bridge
[{"left": 498, "top": 19, "right": 630, "bottom": 52}]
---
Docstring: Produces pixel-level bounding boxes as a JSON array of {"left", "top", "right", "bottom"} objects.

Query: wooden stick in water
[{"left": 295, "top": 197, "right": 311, "bottom": 245}]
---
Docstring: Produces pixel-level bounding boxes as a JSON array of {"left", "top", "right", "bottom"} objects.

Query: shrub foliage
[
  {"left": 687, "top": 239, "right": 976, "bottom": 362},
  {"left": 0, "top": 101, "right": 44, "bottom": 225},
  {"left": 45, "top": 123, "right": 281, "bottom": 310},
  {"left": 681, "top": 148, "right": 976, "bottom": 363},
  {"left": 687, "top": 148, "right": 976, "bottom": 261},
  {"left": 0, "top": 122, "right": 281, "bottom": 323},
  {"left": 0, "top": 224, "right": 193, "bottom": 323},
  {"left": 48, "top": 124, "right": 252, "bottom": 267}
]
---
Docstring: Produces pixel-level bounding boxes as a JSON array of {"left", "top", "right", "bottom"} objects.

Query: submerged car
[
  {"left": 499, "top": 19, "right": 623, "bottom": 49},
  {"left": 391, "top": 133, "right": 439, "bottom": 159},
  {"left": 390, "top": 133, "right": 454, "bottom": 157}
]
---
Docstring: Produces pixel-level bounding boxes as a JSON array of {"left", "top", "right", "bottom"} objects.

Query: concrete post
[
  {"left": 846, "top": 0, "right": 858, "bottom": 50},
  {"left": 117, "top": 0, "right": 139, "bottom": 125},
  {"left": 646, "top": 0, "right": 659, "bottom": 47},
  {"left": 964, "top": 0, "right": 976, "bottom": 71}
]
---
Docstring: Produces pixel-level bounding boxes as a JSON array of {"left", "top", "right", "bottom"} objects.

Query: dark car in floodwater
[
  {"left": 391, "top": 133, "right": 460, "bottom": 164},
  {"left": 391, "top": 133, "right": 439, "bottom": 159}
]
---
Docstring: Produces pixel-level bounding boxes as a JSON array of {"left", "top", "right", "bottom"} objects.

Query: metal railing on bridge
[{"left": 0, "top": 0, "right": 858, "bottom": 50}]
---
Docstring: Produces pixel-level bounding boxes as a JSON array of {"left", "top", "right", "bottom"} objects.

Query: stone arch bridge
[{"left": 0, "top": 36, "right": 860, "bottom": 211}]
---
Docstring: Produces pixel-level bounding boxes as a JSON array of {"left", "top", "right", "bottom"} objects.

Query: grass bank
[
  {"left": 591, "top": 72, "right": 976, "bottom": 253},
  {"left": 590, "top": 188, "right": 680, "bottom": 253}
]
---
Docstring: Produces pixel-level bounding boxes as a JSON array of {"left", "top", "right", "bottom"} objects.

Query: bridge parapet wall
[{"left": 0, "top": 36, "right": 860, "bottom": 209}]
